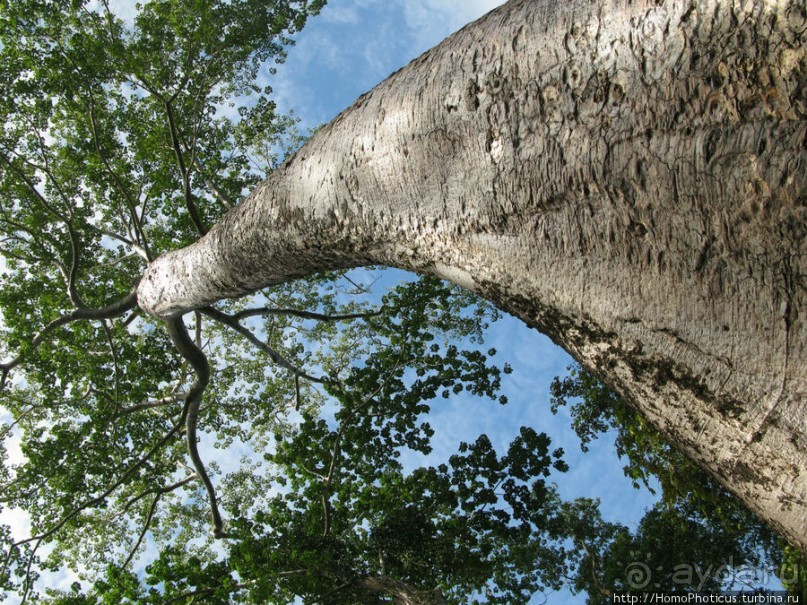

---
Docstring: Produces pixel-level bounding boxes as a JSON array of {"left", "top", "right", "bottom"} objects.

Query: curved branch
[
  {"left": 1, "top": 134, "right": 91, "bottom": 307},
  {"left": 164, "top": 316, "right": 225, "bottom": 537}
]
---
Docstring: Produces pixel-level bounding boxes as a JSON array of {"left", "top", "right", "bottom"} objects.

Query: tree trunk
[{"left": 138, "top": 0, "right": 807, "bottom": 549}]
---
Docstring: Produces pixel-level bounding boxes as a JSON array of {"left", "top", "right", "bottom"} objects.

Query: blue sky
[{"left": 268, "top": 0, "right": 514, "bottom": 125}]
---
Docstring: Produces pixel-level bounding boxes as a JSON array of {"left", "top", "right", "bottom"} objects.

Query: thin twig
[
  {"left": 114, "top": 394, "right": 186, "bottom": 418},
  {"left": 232, "top": 306, "right": 384, "bottom": 323},
  {"left": 190, "top": 156, "right": 234, "bottom": 209},
  {"left": 163, "top": 102, "right": 206, "bottom": 236},
  {"left": 11, "top": 419, "right": 183, "bottom": 549},
  {"left": 86, "top": 94, "right": 153, "bottom": 260},
  {"left": 121, "top": 473, "right": 197, "bottom": 569}
]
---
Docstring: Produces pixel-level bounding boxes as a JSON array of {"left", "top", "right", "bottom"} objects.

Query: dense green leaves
[{"left": 0, "top": 0, "right": 330, "bottom": 600}]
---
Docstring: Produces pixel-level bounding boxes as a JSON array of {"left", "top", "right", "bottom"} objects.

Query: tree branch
[
  {"left": 11, "top": 418, "right": 183, "bottom": 550},
  {"left": 231, "top": 305, "right": 384, "bottom": 324},
  {"left": 201, "top": 306, "right": 332, "bottom": 385},
  {"left": 3, "top": 125, "right": 93, "bottom": 306},
  {"left": 114, "top": 393, "right": 186, "bottom": 418},
  {"left": 163, "top": 101, "right": 206, "bottom": 236},
  {"left": 86, "top": 94, "right": 153, "bottom": 260},
  {"left": 190, "top": 155, "right": 235, "bottom": 209},
  {"left": 164, "top": 316, "right": 225, "bottom": 537},
  {"left": 161, "top": 581, "right": 256, "bottom": 605},
  {"left": 121, "top": 473, "right": 198, "bottom": 569}
]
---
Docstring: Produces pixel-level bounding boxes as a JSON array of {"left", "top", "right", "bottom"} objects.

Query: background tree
[{"left": 551, "top": 364, "right": 802, "bottom": 601}]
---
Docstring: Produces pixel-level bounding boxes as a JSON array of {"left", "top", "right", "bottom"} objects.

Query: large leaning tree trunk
[{"left": 138, "top": 0, "right": 807, "bottom": 549}]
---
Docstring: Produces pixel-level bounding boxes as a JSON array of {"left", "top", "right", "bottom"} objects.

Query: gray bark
[{"left": 138, "top": 0, "right": 807, "bottom": 549}]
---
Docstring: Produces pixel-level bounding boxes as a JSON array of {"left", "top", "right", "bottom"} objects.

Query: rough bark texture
[{"left": 138, "top": 0, "right": 807, "bottom": 548}]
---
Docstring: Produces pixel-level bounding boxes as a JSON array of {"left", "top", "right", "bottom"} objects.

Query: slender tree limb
[
  {"left": 121, "top": 473, "right": 198, "bottom": 569},
  {"left": 0, "top": 213, "right": 63, "bottom": 263},
  {"left": 114, "top": 394, "right": 186, "bottom": 419},
  {"left": 320, "top": 490, "right": 332, "bottom": 538},
  {"left": 98, "top": 0, "right": 117, "bottom": 36},
  {"left": 122, "top": 491, "right": 162, "bottom": 571},
  {"left": 1, "top": 130, "right": 89, "bottom": 307},
  {"left": 313, "top": 378, "right": 393, "bottom": 538},
  {"left": 298, "top": 462, "right": 327, "bottom": 482},
  {"left": 63, "top": 212, "right": 83, "bottom": 309},
  {"left": 86, "top": 95, "right": 153, "bottom": 260},
  {"left": 190, "top": 155, "right": 235, "bottom": 209},
  {"left": 163, "top": 101, "right": 207, "bottom": 236},
  {"left": 87, "top": 227, "right": 149, "bottom": 261},
  {"left": 102, "top": 321, "right": 121, "bottom": 410},
  {"left": 119, "top": 472, "right": 197, "bottom": 517},
  {"left": 232, "top": 305, "right": 384, "bottom": 323},
  {"left": 19, "top": 536, "right": 44, "bottom": 605},
  {"left": 0, "top": 143, "right": 70, "bottom": 225},
  {"left": 201, "top": 306, "right": 332, "bottom": 384},
  {"left": 342, "top": 274, "right": 376, "bottom": 295},
  {"left": 161, "top": 581, "right": 255, "bottom": 605},
  {"left": 163, "top": 317, "right": 225, "bottom": 537},
  {"left": 0, "top": 150, "right": 83, "bottom": 306},
  {"left": 11, "top": 418, "right": 183, "bottom": 552}
]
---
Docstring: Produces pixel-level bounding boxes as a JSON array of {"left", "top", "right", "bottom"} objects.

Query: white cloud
[
  {"left": 85, "top": 0, "right": 138, "bottom": 24},
  {"left": 320, "top": 3, "right": 362, "bottom": 24},
  {"left": 269, "top": 0, "right": 507, "bottom": 125},
  {"left": 401, "top": 0, "right": 507, "bottom": 54}
]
